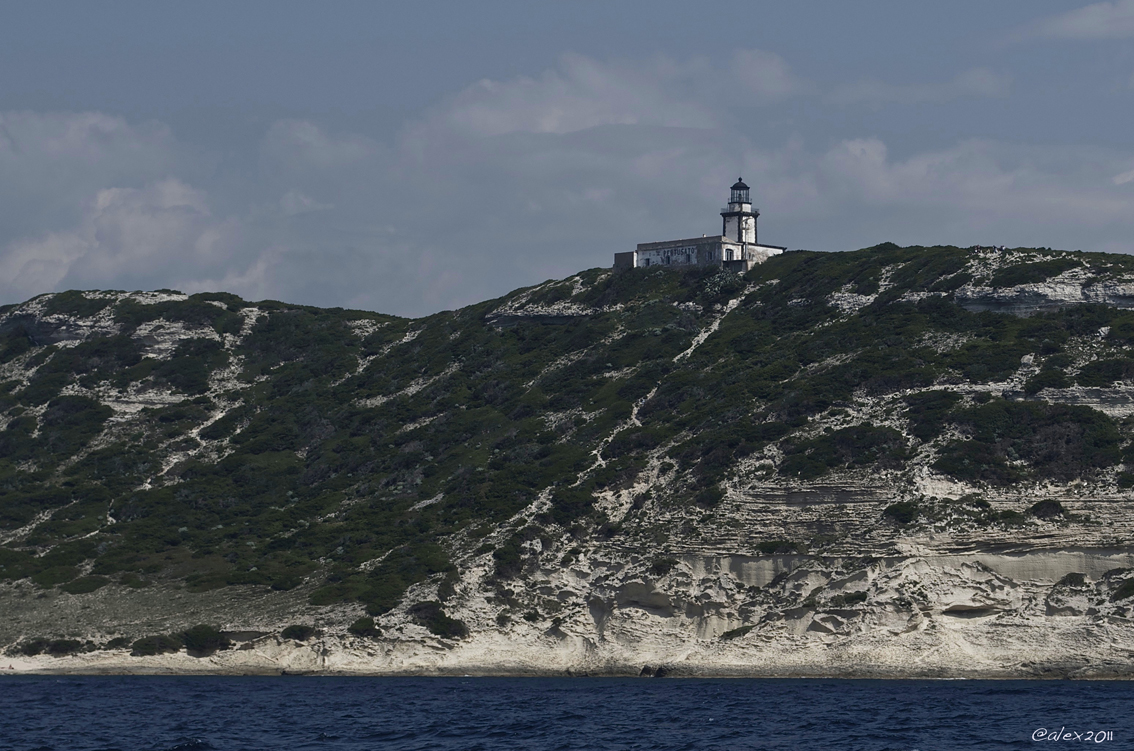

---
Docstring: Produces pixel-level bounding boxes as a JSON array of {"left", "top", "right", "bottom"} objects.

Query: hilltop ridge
[{"left": 5, "top": 243, "right": 1134, "bottom": 676}]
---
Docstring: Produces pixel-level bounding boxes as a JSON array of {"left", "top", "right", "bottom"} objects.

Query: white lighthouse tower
[{"left": 721, "top": 178, "right": 758, "bottom": 245}]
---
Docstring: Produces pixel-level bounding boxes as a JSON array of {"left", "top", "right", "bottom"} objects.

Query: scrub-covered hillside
[{"left": 5, "top": 243, "right": 1134, "bottom": 677}]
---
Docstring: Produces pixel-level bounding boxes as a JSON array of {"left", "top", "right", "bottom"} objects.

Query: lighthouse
[
  {"left": 614, "top": 178, "right": 784, "bottom": 272},
  {"left": 721, "top": 178, "right": 758, "bottom": 245}
]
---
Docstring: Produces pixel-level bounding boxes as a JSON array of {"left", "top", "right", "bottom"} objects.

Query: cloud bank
[
  {"left": 2, "top": 50, "right": 1134, "bottom": 317},
  {"left": 1012, "top": 0, "right": 1134, "bottom": 40},
  {"left": 832, "top": 69, "right": 1012, "bottom": 104}
]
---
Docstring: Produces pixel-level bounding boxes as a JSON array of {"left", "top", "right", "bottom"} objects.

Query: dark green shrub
[
  {"left": 777, "top": 454, "right": 826, "bottom": 480},
  {"left": 947, "top": 342, "right": 1030, "bottom": 383},
  {"left": 959, "top": 494, "right": 991, "bottom": 510},
  {"left": 492, "top": 535, "right": 526, "bottom": 580},
  {"left": 1028, "top": 500, "right": 1066, "bottom": 520},
  {"left": 884, "top": 502, "right": 919, "bottom": 526},
  {"left": 437, "top": 569, "right": 460, "bottom": 601},
  {"left": 152, "top": 339, "right": 227, "bottom": 395},
  {"left": 756, "top": 540, "right": 798, "bottom": 555},
  {"left": 605, "top": 427, "right": 666, "bottom": 459},
  {"left": 15, "top": 639, "right": 49, "bottom": 656},
  {"left": 357, "top": 542, "right": 455, "bottom": 615},
  {"left": 997, "top": 510, "right": 1026, "bottom": 525},
  {"left": 34, "top": 396, "right": 113, "bottom": 460},
  {"left": 831, "top": 590, "right": 868, "bottom": 606},
  {"left": 61, "top": 575, "right": 110, "bottom": 594},
  {"left": 190, "top": 291, "right": 247, "bottom": 312},
  {"left": 928, "top": 271, "right": 972, "bottom": 292},
  {"left": 131, "top": 634, "right": 182, "bottom": 656},
  {"left": 114, "top": 298, "right": 237, "bottom": 333},
  {"left": 780, "top": 425, "right": 908, "bottom": 479},
  {"left": 119, "top": 573, "right": 150, "bottom": 588},
  {"left": 694, "top": 486, "right": 724, "bottom": 509},
  {"left": 548, "top": 486, "right": 595, "bottom": 526},
  {"left": 47, "top": 639, "right": 83, "bottom": 656},
  {"left": 1076, "top": 359, "right": 1134, "bottom": 388},
  {"left": 104, "top": 637, "right": 131, "bottom": 650},
  {"left": 988, "top": 258, "right": 1080, "bottom": 288},
  {"left": 408, "top": 601, "right": 469, "bottom": 639},
  {"left": 31, "top": 566, "right": 79, "bottom": 588},
  {"left": 933, "top": 402, "right": 1120, "bottom": 485},
  {"left": 0, "top": 328, "right": 32, "bottom": 363},
  {"left": 933, "top": 440, "right": 1019, "bottom": 486},
  {"left": 43, "top": 291, "right": 113, "bottom": 318},
  {"left": 720, "top": 625, "right": 754, "bottom": 640},
  {"left": 1024, "top": 369, "right": 1069, "bottom": 395},
  {"left": 348, "top": 617, "right": 381, "bottom": 638},
  {"left": 905, "top": 390, "right": 960, "bottom": 441},
  {"left": 1111, "top": 579, "right": 1134, "bottom": 602},
  {"left": 281, "top": 625, "right": 316, "bottom": 641},
  {"left": 180, "top": 624, "right": 230, "bottom": 655},
  {"left": 649, "top": 557, "right": 678, "bottom": 577},
  {"left": 1057, "top": 572, "right": 1086, "bottom": 587}
]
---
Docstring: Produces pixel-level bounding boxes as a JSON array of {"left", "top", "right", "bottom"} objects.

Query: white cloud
[
  {"left": 794, "top": 138, "right": 1134, "bottom": 253},
  {"left": 4, "top": 51, "right": 1134, "bottom": 317},
  {"left": 0, "top": 110, "right": 192, "bottom": 239},
  {"left": 1012, "top": 0, "right": 1134, "bottom": 40},
  {"left": 730, "top": 49, "right": 812, "bottom": 99},
  {"left": 0, "top": 178, "right": 242, "bottom": 300},
  {"left": 832, "top": 68, "right": 1012, "bottom": 104},
  {"left": 0, "top": 231, "right": 88, "bottom": 300},
  {"left": 423, "top": 49, "right": 808, "bottom": 141},
  {"left": 279, "top": 190, "right": 332, "bottom": 216},
  {"left": 260, "top": 120, "right": 381, "bottom": 174},
  {"left": 432, "top": 54, "right": 719, "bottom": 138}
]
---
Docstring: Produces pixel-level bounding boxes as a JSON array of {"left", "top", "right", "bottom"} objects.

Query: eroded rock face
[
  {"left": 7, "top": 549, "right": 1134, "bottom": 677},
  {"left": 954, "top": 278, "right": 1134, "bottom": 316}
]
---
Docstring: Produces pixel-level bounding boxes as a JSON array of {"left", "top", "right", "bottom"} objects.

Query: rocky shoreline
[{"left": 6, "top": 546, "right": 1134, "bottom": 680}]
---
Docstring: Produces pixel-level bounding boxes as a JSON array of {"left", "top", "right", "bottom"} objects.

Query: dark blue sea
[{"left": 0, "top": 676, "right": 1130, "bottom": 750}]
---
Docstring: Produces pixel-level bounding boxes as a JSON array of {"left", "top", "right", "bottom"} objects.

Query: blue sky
[{"left": 2, "top": 1, "right": 1134, "bottom": 316}]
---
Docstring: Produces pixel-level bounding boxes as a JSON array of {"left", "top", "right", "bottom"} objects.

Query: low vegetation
[
  {"left": 408, "top": 601, "right": 469, "bottom": 639},
  {"left": 131, "top": 634, "right": 182, "bottom": 656},
  {"left": 3, "top": 244, "right": 1134, "bottom": 625},
  {"left": 347, "top": 617, "right": 381, "bottom": 638},
  {"left": 281, "top": 625, "right": 316, "bottom": 641}
]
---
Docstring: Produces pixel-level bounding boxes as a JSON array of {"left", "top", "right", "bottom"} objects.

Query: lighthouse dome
[{"left": 729, "top": 178, "right": 750, "bottom": 205}]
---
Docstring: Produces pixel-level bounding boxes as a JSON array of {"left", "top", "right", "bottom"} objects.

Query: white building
[{"left": 614, "top": 179, "right": 785, "bottom": 273}]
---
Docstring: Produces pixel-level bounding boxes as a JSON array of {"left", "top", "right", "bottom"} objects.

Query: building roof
[{"left": 731, "top": 178, "right": 749, "bottom": 191}]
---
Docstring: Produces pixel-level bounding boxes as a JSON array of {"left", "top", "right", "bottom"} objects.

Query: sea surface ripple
[{"left": 1, "top": 676, "right": 1132, "bottom": 750}]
